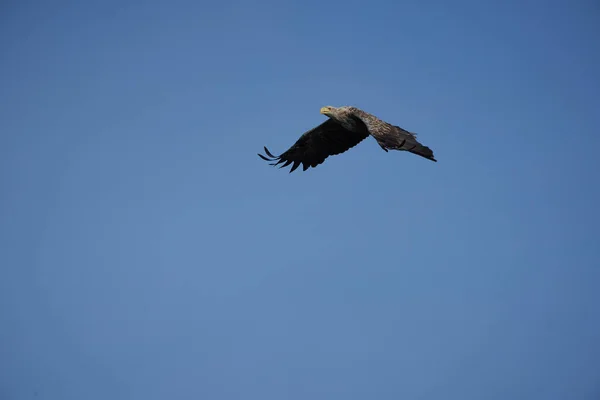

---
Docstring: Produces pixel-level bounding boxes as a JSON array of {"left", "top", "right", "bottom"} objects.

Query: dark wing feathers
[
  {"left": 258, "top": 119, "right": 370, "bottom": 173},
  {"left": 406, "top": 142, "right": 436, "bottom": 162},
  {"left": 377, "top": 125, "right": 437, "bottom": 162}
]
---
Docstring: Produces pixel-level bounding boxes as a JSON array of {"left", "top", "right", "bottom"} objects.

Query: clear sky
[{"left": 1, "top": 1, "right": 599, "bottom": 399}]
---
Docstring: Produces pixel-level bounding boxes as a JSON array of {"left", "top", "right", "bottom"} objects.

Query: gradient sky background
[{"left": 1, "top": 1, "right": 599, "bottom": 399}]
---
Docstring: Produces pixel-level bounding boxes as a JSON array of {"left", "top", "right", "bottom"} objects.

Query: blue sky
[{"left": 1, "top": 0, "right": 599, "bottom": 399}]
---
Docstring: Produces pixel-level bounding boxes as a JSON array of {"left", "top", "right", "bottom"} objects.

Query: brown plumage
[{"left": 258, "top": 105, "right": 437, "bottom": 173}]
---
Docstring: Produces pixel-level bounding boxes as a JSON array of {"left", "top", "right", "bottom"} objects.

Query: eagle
[{"left": 258, "top": 105, "right": 437, "bottom": 173}]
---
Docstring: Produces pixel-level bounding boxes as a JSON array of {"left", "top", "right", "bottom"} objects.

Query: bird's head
[{"left": 320, "top": 105, "right": 338, "bottom": 118}]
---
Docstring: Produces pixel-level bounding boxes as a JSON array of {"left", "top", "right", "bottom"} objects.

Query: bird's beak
[{"left": 320, "top": 107, "right": 330, "bottom": 115}]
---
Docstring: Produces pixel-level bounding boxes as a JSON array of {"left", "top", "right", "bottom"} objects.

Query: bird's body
[{"left": 258, "top": 105, "right": 437, "bottom": 173}]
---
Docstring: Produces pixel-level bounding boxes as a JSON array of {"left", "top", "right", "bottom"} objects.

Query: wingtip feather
[{"left": 263, "top": 146, "right": 277, "bottom": 158}]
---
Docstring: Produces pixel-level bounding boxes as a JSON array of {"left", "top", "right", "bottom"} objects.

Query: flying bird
[{"left": 258, "top": 105, "right": 437, "bottom": 173}]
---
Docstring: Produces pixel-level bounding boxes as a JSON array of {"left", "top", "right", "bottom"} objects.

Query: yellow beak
[{"left": 320, "top": 107, "right": 330, "bottom": 114}]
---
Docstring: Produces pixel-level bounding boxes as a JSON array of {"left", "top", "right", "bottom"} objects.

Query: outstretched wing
[
  {"left": 348, "top": 106, "right": 437, "bottom": 162},
  {"left": 258, "top": 118, "right": 370, "bottom": 173},
  {"left": 379, "top": 125, "right": 437, "bottom": 162}
]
